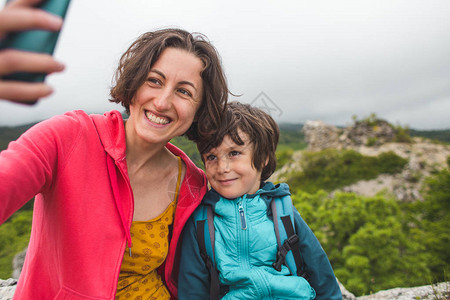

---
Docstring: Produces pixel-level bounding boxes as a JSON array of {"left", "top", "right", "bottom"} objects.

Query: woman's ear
[{"left": 265, "top": 156, "right": 269, "bottom": 167}]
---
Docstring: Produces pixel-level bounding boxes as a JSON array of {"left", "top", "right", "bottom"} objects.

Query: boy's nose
[{"left": 217, "top": 158, "right": 230, "bottom": 173}]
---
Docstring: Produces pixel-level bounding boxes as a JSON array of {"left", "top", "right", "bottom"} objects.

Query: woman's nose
[{"left": 153, "top": 89, "right": 173, "bottom": 111}]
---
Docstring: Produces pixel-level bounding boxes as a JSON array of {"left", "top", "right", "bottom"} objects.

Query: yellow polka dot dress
[{"left": 116, "top": 157, "right": 182, "bottom": 299}]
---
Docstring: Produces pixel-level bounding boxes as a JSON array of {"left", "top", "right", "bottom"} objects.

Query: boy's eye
[
  {"left": 205, "top": 154, "right": 216, "bottom": 161},
  {"left": 229, "top": 151, "right": 240, "bottom": 157}
]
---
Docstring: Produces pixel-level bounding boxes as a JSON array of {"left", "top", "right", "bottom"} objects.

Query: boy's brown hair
[
  {"left": 197, "top": 101, "right": 279, "bottom": 181},
  {"left": 109, "top": 28, "right": 229, "bottom": 141}
]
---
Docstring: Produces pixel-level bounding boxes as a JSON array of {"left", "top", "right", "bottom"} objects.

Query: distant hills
[
  {"left": 410, "top": 128, "right": 450, "bottom": 143},
  {"left": 278, "top": 122, "right": 450, "bottom": 144}
]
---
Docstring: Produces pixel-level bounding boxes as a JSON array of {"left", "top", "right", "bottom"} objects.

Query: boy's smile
[{"left": 203, "top": 131, "right": 263, "bottom": 199}]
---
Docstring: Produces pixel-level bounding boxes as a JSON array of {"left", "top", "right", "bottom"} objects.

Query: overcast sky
[{"left": 1, "top": 0, "right": 449, "bottom": 129}]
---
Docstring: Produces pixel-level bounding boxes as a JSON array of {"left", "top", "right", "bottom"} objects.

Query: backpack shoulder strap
[
  {"left": 271, "top": 195, "right": 306, "bottom": 278},
  {"left": 194, "top": 205, "right": 220, "bottom": 300}
]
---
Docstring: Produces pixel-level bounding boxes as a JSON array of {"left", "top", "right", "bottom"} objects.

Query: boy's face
[{"left": 203, "top": 131, "right": 263, "bottom": 199}]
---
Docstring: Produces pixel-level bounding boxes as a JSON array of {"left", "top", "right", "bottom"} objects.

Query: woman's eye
[
  {"left": 178, "top": 88, "right": 192, "bottom": 97},
  {"left": 147, "top": 78, "right": 161, "bottom": 85}
]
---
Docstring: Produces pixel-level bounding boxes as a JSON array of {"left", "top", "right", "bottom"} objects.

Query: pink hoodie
[{"left": 0, "top": 110, "right": 206, "bottom": 299}]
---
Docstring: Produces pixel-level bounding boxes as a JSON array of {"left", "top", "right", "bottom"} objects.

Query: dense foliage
[
  {"left": 287, "top": 149, "right": 408, "bottom": 193},
  {"left": 0, "top": 210, "right": 32, "bottom": 279},
  {"left": 292, "top": 164, "right": 449, "bottom": 296}
]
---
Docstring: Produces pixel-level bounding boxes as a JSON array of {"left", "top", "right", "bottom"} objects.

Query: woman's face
[{"left": 127, "top": 47, "right": 204, "bottom": 146}]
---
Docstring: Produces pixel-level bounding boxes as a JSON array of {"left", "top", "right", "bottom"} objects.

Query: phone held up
[{"left": 0, "top": 0, "right": 71, "bottom": 104}]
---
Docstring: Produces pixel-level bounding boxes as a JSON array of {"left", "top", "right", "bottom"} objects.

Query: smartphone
[{"left": 0, "top": 0, "right": 71, "bottom": 103}]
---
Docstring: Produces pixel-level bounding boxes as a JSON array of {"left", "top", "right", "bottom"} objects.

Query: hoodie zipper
[{"left": 110, "top": 156, "right": 134, "bottom": 256}]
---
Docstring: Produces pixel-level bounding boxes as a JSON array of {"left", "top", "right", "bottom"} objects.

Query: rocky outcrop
[
  {"left": 0, "top": 279, "right": 16, "bottom": 300},
  {"left": 11, "top": 247, "right": 27, "bottom": 280},
  {"left": 302, "top": 118, "right": 397, "bottom": 151},
  {"left": 303, "top": 120, "right": 341, "bottom": 151},
  {"left": 274, "top": 120, "right": 450, "bottom": 202},
  {"left": 356, "top": 282, "right": 449, "bottom": 300},
  {"left": 339, "top": 119, "right": 396, "bottom": 148}
]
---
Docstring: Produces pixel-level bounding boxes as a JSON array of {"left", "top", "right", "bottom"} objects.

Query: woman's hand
[{"left": 0, "top": 0, "right": 65, "bottom": 104}]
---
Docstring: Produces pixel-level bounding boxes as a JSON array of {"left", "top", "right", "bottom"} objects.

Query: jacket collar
[{"left": 203, "top": 181, "right": 291, "bottom": 208}]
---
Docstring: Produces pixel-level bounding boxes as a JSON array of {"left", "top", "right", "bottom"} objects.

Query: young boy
[{"left": 178, "top": 102, "right": 342, "bottom": 299}]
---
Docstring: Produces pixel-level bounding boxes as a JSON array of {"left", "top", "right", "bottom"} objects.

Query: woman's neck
[{"left": 124, "top": 120, "right": 172, "bottom": 175}]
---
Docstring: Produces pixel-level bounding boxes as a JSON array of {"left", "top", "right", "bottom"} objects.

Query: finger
[
  {"left": 0, "top": 7, "right": 62, "bottom": 35},
  {"left": 0, "top": 50, "right": 65, "bottom": 75},
  {"left": 7, "top": 0, "right": 43, "bottom": 8},
  {"left": 0, "top": 81, "right": 53, "bottom": 102}
]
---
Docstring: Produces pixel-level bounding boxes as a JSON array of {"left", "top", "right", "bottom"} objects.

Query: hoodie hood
[{"left": 91, "top": 110, "right": 127, "bottom": 161}]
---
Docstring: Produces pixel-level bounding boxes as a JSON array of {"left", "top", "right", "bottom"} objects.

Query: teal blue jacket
[{"left": 178, "top": 182, "right": 342, "bottom": 299}]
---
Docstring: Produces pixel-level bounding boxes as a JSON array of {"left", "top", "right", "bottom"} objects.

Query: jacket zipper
[
  {"left": 237, "top": 197, "right": 250, "bottom": 271},
  {"left": 238, "top": 200, "right": 247, "bottom": 230}
]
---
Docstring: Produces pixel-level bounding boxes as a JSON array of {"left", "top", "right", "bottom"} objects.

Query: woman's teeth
[{"left": 145, "top": 111, "right": 169, "bottom": 125}]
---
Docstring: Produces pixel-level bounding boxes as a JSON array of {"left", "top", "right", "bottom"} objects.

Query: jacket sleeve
[
  {"left": 178, "top": 213, "right": 211, "bottom": 300},
  {"left": 294, "top": 209, "right": 343, "bottom": 300},
  {"left": 0, "top": 114, "right": 80, "bottom": 224}
]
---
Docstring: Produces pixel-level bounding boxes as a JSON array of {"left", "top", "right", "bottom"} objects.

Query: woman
[{"left": 0, "top": 24, "right": 229, "bottom": 300}]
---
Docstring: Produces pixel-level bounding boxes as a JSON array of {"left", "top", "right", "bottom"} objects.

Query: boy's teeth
[{"left": 145, "top": 111, "right": 169, "bottom": 125}]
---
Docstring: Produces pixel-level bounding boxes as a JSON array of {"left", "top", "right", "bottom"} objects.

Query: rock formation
[
  {"left": 273, "top": 118, "right": 450, "bottom": 202},
  {"left": 303, "top": 120, "right": 341, "bottom": 151},
  {"left": 11, "top": 247, "right": 27, "bottom": 280}
]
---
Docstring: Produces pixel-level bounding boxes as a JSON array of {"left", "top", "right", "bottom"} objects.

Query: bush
[
  {"left": 394, "top": 125, "right": 413, "bottom": 143},
  {"left": 376, "top": 151, "right": 408, "bottom": 174},
  {"left": 287, "top": 149, "right": 407, "bottom": 193}
]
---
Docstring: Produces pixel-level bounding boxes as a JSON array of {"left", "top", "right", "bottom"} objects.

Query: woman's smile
[{"left": 145, "top": 110, "right": 170, "bottom": 125}]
